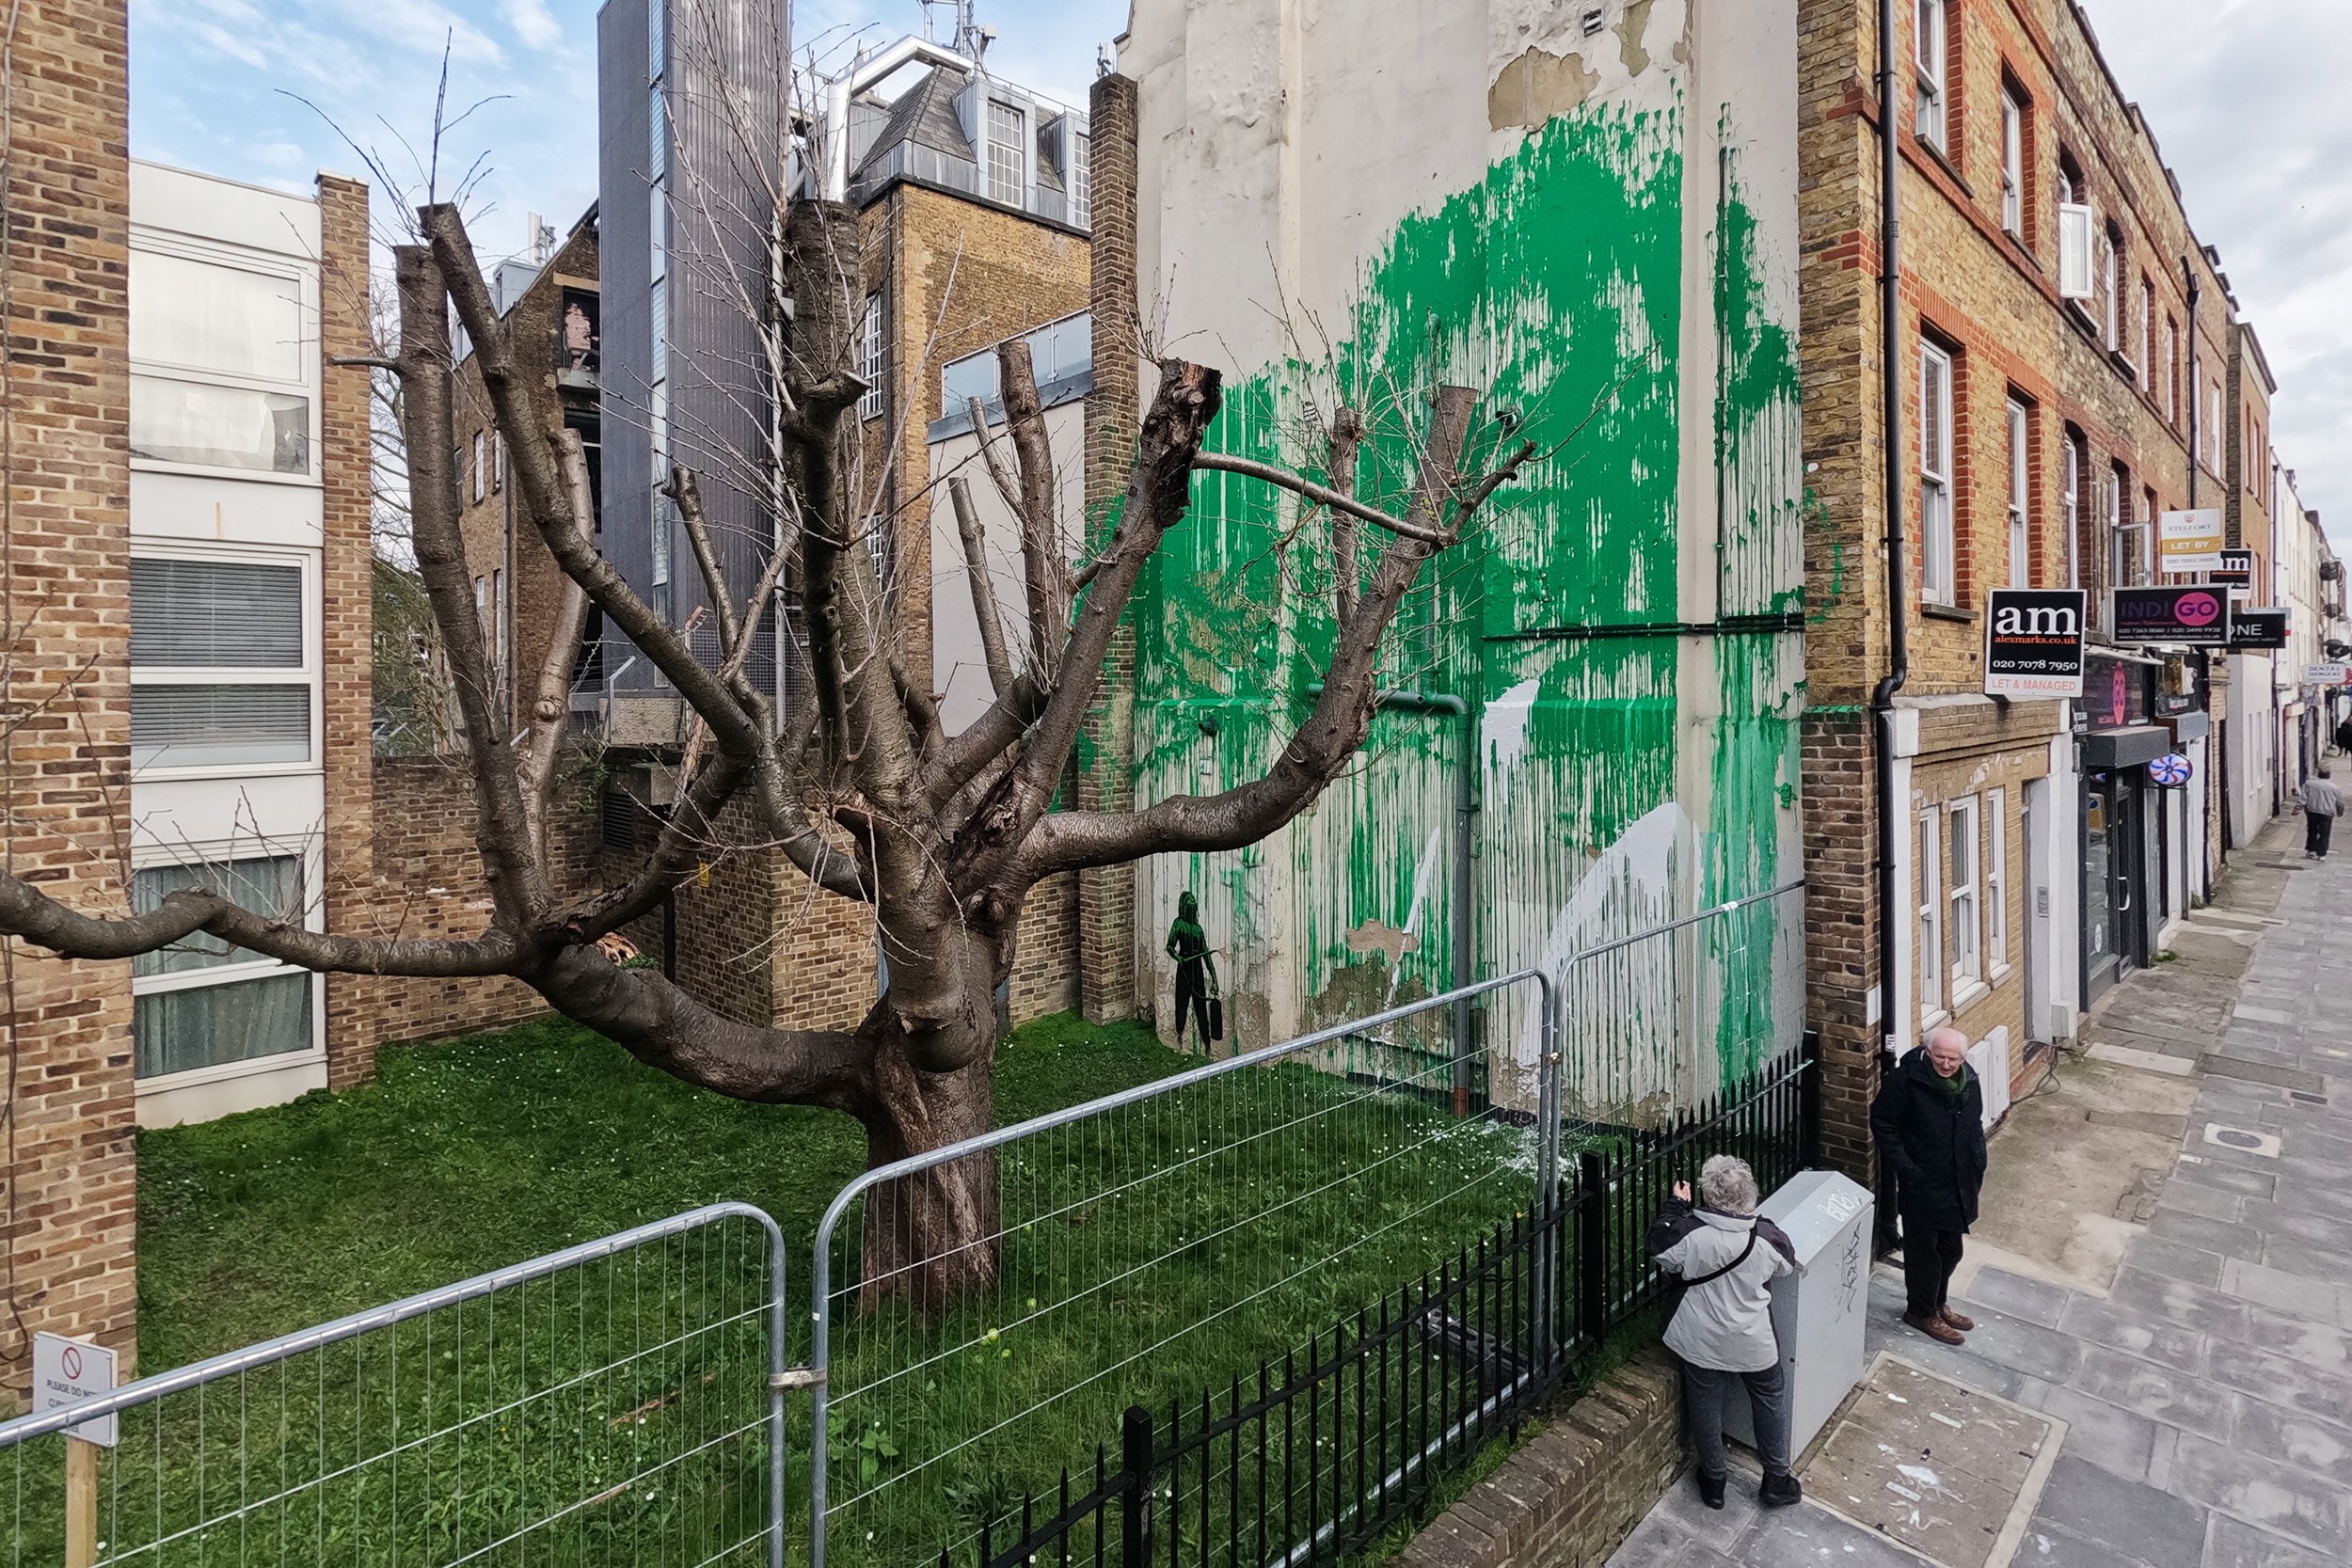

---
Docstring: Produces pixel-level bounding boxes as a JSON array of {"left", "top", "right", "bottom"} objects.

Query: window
[
  {"left": 2007, "top": 399, "right": 2032, "bottom": 589},
  {"left": 132, "top": 854, "right": 313, "bottom": 1079},
  {"left": 649, "top": 189, "right": 667, "bottom": 284},
  {"left": 130, "top": 555, "right": 312, "bottom": 771},
  {"left": 2058, "top": 201, "right": 2095, "bottom": 301},
  {"left": 1920, "top": 341, "right": 1955, "bottom": 606},
  {"left": 2138, "top": 277, "right": 2155, "bottom": 384},
  {"left": 1999, "top": 87, "right": 2026, "bottom": 236},
  {"left": 649, "top": 85, "right": 667, "bottom": 185},
  {"left": 2106, "top": 465, "right": 2129, "bottom": 588},
  {"left": 1073, "top": 133, "right": 1092, "bottom": 226},
  {"left": 130, "top": 248, "right": 313, "bottom": 477},
  {"left": 648, "top": 0, "right": 663, "bottom": 80},
  {"left": 1919, "top": 807, "right": 1944, "bottom": 1021},
  {"left": 471, "top": 430, "right": 486, "bottom": 503},
  {"left": 1986, "top": 788, "right": 2010, "bottom": 973},
  {"left": 650, "top": 375, "right": 671, "bottom": 593},
  {"left": 493, "top": 431, "right": 504, "bottom": 493},
  {"left": 2163, "top": 317, "right": 2179, "bottom": 422},
  {"left": 2063, "top": 430, "right": 2083, "bottom": 589},
  {"left": 489, "top": 567, "right": 504, "bottom": 673},
  {"left": 1915, "top": 0, "right": 1948, "bottom": 150},
  {"left": 2101, "top": 228, "right": 2122, "bottom": 349},
  {"left": 2208, "top": 382, "right": 2223, "bottom": 473},
  {"left": 986, "top": 99, "right": 1025, "bottom": 205},
  {"left": 859, "top": 292, "right": 885, "bottom": 420},
  {"left": 1948, "top": 797, "right": 1981, "bottom": 995}
]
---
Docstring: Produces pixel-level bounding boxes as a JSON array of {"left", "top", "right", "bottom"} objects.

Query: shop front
[{"left": 2078, "top": 654, "right": 2172, "bottom": 1008}]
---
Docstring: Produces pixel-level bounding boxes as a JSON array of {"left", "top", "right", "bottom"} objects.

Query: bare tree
[{"left": 0, "top": 40, "right": 1535, "bottom": 1302}]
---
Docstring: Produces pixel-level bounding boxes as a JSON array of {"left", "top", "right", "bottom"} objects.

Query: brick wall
[
  {"left": 1389, "top": 1357, "right": 1686, "bottom": 1568},
  {"left": 1079, "top": 70, "right": 1141, "bottom": 1024},
  {"left": 0, "top": 0, "right": 138, "bottom": 1389},
  {"left": 318, "top": 171, "right": 380, "bottom": 1092}
]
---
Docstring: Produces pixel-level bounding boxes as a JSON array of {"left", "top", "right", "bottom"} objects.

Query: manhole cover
[{"left": 2202, "top": 1123, "right": 2282, "bottom": 1158}]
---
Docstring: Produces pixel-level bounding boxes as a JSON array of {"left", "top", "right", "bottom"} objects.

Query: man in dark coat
[{"left": 1870, "top": 1025, "right": 1988, "bottom": 1345}]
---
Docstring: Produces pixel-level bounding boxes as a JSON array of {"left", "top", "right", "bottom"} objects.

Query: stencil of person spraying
[{"left": 1165, "top": 891, "right": 1221, "bottom": 1053}]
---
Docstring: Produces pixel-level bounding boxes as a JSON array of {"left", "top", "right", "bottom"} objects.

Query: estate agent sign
[
  {"left": 2157, "top": 508, "right": 2225, "bottom": 573},
  {"left": 2113, "top": 585, "right": 2230, "bottom": 646},
  {"left": 1984, "top": 589, "right": 2087, "bottom": 698}
]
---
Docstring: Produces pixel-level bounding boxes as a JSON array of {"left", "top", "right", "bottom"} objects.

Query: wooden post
[{"left": 65, "top": 1438, "right": 98, "bottom": 1568}]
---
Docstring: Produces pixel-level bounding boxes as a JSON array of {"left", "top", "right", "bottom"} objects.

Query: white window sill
[
  {"left": 1949, "top": 978, "right": 1992, "bottom": 1015},
  {"left": 1919, "top": 1006, "right": 1950, "bottom": 1034},
  {"left": 135, "top": 1043, "right": 323, "bottom": 1094},
  {"left": 1988, "top": 961, "right": 2014, "bottom": 986}
]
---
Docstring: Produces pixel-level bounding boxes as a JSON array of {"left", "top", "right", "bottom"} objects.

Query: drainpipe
[
  {"left": 1870, "top": 0, "right": 1912, "bottom": 1063},
  {"left": 1308, "top": 684, "right": 1475, "bottom": 1113},
  {"left": 2185, "top": 257, "right": 2214, "bottom": 903}
]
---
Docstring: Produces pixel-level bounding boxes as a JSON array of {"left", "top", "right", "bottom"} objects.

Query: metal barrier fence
[
  {"left": 0, "top": 1203, "right": 787, "bottom": 1568},
  {"left": 808, "top": 972, "right": 1560, "bottom": 1568}
]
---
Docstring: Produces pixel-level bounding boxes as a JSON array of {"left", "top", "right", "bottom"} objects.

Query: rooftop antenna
[{"left": 921, "top": 0, "right": 986, "bottom": 61}]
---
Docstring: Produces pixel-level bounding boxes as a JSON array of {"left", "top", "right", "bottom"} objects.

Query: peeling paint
[{"left": 1487, "top": 47, "right": 1600, "bottom": 132}]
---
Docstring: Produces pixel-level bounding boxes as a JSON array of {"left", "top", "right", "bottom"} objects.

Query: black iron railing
[{"left": 955, "top": 1037, "right": 1820, "bottom": 1568}]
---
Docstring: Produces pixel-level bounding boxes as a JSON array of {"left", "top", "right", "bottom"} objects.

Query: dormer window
[{"left": 986, "top": 100, "right": 1025, "bottom": 205}]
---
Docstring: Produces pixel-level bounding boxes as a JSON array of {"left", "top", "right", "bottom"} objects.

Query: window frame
[
  {"left": 2062, "top": 431, "right": 2083, "bottom": 590},
  {"left": 1987, "top": 787, "right": 2010, "bottom": 975},
  {"left": 128, "top": 229, "right": 321, "bottom": 486},
  {"left": 859, "top": 291, "right": 886, "bottom": 421},
  {"left": 129, "top": 543, "right": 321, "bottom": 781},
  {"left": 1999, "top": 87, "right": 2026, "bottom": 237},
  {"left": 2102, "top": 227, "right": 2122, "bottom": 350},
  {"left": 129, "top": 840, "right": 326, "bottom": 1087},
  {"left": 1915, "top": 0, "right": 1948, "bottom": 150},
  {"left": 1948, "top": 796, "right": 1983, "bottom": 1003},
  {"left": 2007, "top": 398, "right": 2032, "bottom": 590},
  {"left": 471, "top": 429, "right": 486, "bottom": 503},
  {"left": 1073, "top": 132, "right": 1093, "bottom": 226},
  {"left": 1920, "top": 340, "right": 1957, "bottom": 606},
  {"left": 1919, "top": 805, "right": 1945, "bottom": 1025},
  {"left": 986, "top": 98, "right": 1027, "bottom": 207}
]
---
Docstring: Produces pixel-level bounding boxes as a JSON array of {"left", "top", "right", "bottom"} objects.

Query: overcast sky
[{"left": 130, "top": 1, "right": 2347, "bottom": 546}]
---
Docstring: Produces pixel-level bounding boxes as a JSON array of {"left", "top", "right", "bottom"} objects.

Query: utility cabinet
[{"left": 1724, "top": 1169, "right": 1875, "bottom": 1456}]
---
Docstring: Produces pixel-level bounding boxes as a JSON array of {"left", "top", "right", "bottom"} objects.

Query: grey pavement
[{"left": 1609, "top": 819, "right": 2352, "bottom": 1567}]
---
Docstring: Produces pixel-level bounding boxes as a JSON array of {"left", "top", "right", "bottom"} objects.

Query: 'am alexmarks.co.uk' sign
[
  {"left": 2112, "top": 585, "right": 2232, "bottom": 646},
  {"left": 1985, "top": 588, "right": 2088, "bottom": 699}
]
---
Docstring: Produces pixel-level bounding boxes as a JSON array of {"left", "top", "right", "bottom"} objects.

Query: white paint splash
[
  {"left": 1929, "top": 1411, "right": 1963, "bottom": 1429},
  {"left": 1481, "top": 677, "right": 1540, "bottom": 788},
  {"left": 1390, "top": 823, "right": 1447, "bottom": 1005}
]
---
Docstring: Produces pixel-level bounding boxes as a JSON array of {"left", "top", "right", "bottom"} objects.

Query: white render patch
[
  {"left": 2203, "top": 1123, "right": 2282, "bottom": 1159},
  {"left": 2087, "top": 1043, "right": 2198, "bottom": 1078}
]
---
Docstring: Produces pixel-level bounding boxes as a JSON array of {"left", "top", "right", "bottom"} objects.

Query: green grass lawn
[{"left": 98, "top": 1012, "right": 1540, "bottom": 1568}]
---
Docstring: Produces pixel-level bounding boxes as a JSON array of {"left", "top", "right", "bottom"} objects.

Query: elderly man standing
[
  {"left": 1648, "top": 1154, "right": 1803, "bottom": 1510},
  {"left": 1871, "top": 1025, "right": 1989, "bottom": 1344}
]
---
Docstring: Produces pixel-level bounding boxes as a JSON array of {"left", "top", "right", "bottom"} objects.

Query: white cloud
[{"left": 501, "top": 0, "right": 563, "bottom": 53}]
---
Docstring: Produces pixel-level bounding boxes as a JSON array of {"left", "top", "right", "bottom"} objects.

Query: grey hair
[{"left": 1698, "top": 1154, "right": 1760, "bottom": 1216}]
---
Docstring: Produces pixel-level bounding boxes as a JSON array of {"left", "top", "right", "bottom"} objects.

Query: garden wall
[{"left": 1391, "top": 1356, "right": 1685, "bottom": 1568}]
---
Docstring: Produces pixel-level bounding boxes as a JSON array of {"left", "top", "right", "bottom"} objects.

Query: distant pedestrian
[
  {"left": 2302, "top": 767, "right": 2345, "bottom": 860},
  {"left": 1871, "top": 1026, "right": 1987, "bottom": 1345},
  {"left": 1165, "top": 891, "right": 1219, "bottom": 1051},
  {"left": 1648, "top": 1154, "right": 1803, "bottom": 1512},
  {"left": 2335, "top": 716, "right": 2352, "bottom": 755}
]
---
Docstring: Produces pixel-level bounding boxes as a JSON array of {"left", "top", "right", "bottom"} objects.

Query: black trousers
[
  {"left": 1901, "top": 1215, "right": 1966, "bottom": 1319},
  {"left": 1173, "top": 959, "right": 1212, "bottom": 1046},
  {"left": 2310, "top": 813, "right": 2336, "bottom": 858}
]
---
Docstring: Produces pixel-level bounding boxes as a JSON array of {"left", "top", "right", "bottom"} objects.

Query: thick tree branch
[
  {"left": 392, "top": 243, "right": 548, "bottom": 921},
  {"left": 947, "top": 476, "right": 1015, "bottom": 694},
  {"left": 666, "top": 465, "right": 741, "bottom": 656},
  {"left": 997, "top": 339, "right": 1070, "bottom": 684},
  {"left": 519, "top": 428, "right": 596, "bottom": 858},
  {"left": 0, "top": 873, "right": 517, "bottom": 977}
]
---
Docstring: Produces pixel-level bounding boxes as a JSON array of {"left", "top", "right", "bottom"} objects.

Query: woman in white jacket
[{"left": 1646, "top": 1155, "right": 1803, "bottom": 1510}]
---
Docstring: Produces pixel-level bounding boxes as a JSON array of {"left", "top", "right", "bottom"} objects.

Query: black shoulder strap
[{"left": 1681, "top": 1229, "right": 1758, "bottom": 1288}]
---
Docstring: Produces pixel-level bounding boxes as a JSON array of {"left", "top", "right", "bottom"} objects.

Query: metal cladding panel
[
  {"left": 1724, "top": 1170, "right": 1875, "bottom": 1457},
  {"left": 596, "top": 0, "right": 657, "bottom": 694}
]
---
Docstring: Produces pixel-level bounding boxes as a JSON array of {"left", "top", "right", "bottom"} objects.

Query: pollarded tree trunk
[{"left": 855, "top": 1005, "right": 1004, "bottom": 1311}]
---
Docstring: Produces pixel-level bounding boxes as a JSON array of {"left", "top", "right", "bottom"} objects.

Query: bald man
[{"left": 1869, "top": 1026, "right": 1989, "bottom": 1344}]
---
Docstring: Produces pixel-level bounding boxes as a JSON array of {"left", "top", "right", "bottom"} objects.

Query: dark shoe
[
  {"left": 1905, "top": 1310, "right": 1965, "bottom": 1345},
  {"left": 1759, "top": 1473, "right": 1803, "bottom": 1509},
  {"left": 1939, "top": 1307, "right": 1976, "bottom": 1332},
  {"left": 1696, "top": 1470, "right": 1726, "bottom": 1511}
]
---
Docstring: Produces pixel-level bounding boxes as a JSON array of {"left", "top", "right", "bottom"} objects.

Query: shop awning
[{"left": 2082, "top": 725, "right": 2172, "bottom": 768}]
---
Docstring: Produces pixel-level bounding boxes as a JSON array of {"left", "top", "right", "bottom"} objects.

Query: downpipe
[{"left": 1871, "top": 0, "right": 1911, "bottom": 1243}]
